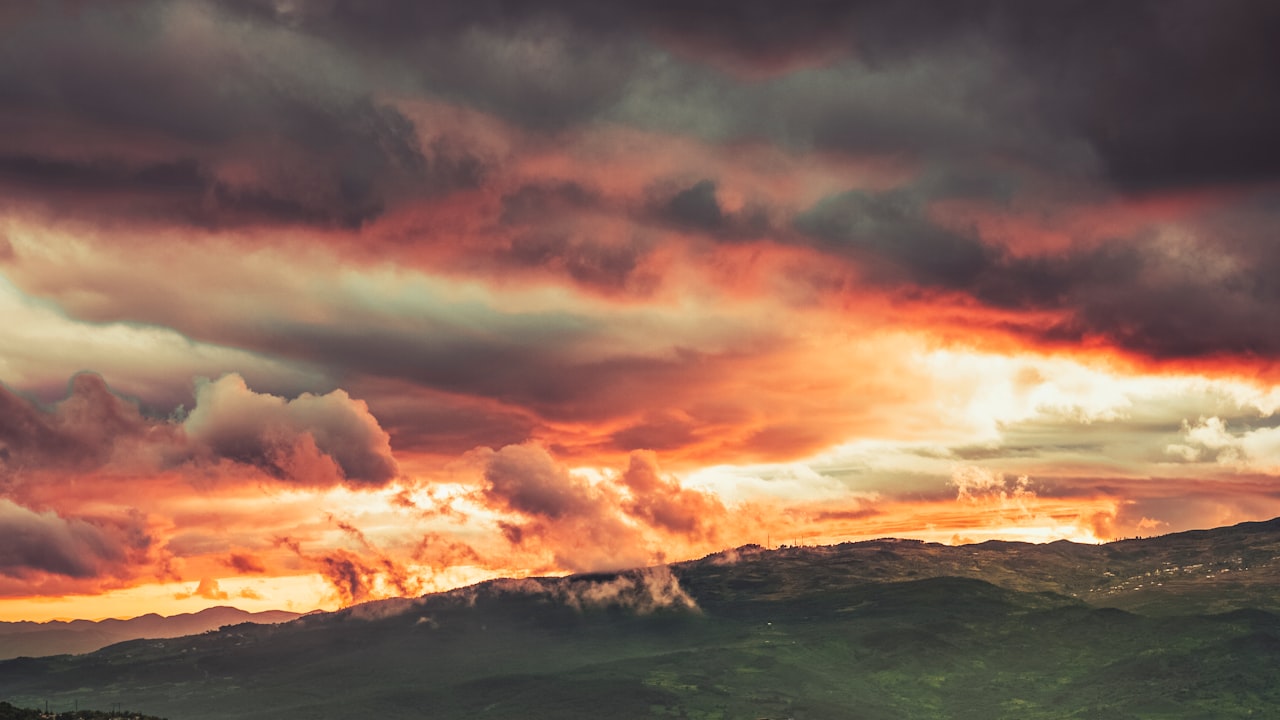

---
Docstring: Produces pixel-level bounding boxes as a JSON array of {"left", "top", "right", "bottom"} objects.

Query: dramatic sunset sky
[{"left": 3, "top": 1, "right": 1280, "bottom": 622}]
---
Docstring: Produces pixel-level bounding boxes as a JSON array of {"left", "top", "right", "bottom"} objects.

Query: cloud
[
  {"left": 569, "top": 565, "right": 698, "bottom": 614},
  {"left": 949, "top": 465, "right": 1035, "bottom": 512},
  {"left": 0, "top": 499, "right": 150, "bottom": 580},
  {"left": 223, "top": 552, "right": 267, "bottom": 575},
  {"left": 479, "top": 445, "right": 731, "bottom": 572},
  {"left": 483, "top": 444, "right": 598, "bottom": 520},
  {"left": 0, "top": 372, "right": 175, "bottom": 477},
  {"left": 4, "top": 0, "right": 1278, "bottom": 375},
  {"left": 314, "top": 550, "right": 378, "bottom": 606},
  {"left": 479, "top": 444, "right": 649, "bottom": 571},
  {"left": 647, "top": 178, "right": 775, "bottom": 241},
  {"left": 0, "top": 270, "right": 326, "bottom": 412},
  {"left": 6, "top": 0, "right": 1280, "bottom": 614},
  {"left": 1167, "top": 416, "right": 1280, "bottom": 472},
  {"left": 994, "top": 1, "right": 1280, "bottom": 191},
  {"left": 277, "top": 519, "right": 428, "bottom": 607},
  {"left": 793, "top": 188, "right": 990, "bottom": 288},
  {"left": 184, "top": 374, "right": 399, "bottom": 487},
  {"left": 619, "top": 451, "right": 723, "bottom": 539},
  {"left": 0, "top": 1, "right": 487, "bottom": 229},
  {"left": 482, "top": 565, "right": 698, "bottom": 614},
  {"left": 354, "top": 380, "right": 538, "bottom": 457},
  {"left": 0, "top": 371, "right": 398, "bottom": 489},
  {"left": 175, "top": 576, "right": 229, "bottom": 601}
]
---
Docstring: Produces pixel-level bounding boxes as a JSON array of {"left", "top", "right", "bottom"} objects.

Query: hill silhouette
[{"left": 0, "top": 607, "right": 300, "bottom": 660}]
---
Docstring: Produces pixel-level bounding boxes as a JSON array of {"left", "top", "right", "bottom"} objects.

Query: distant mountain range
[
  {"left": 0, "top": 607, "right": 300, "bottom": 660},
  {"left": 4, "top": 518, "right": 1280, "bottom": 718}
]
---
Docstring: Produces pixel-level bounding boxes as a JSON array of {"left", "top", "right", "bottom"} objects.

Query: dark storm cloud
[
  {"left": 231, "top": 0, "right": 861, "bottom": 71},
  {"left": 205, "top": 0, "right": 1044, "bottom": 169},
  {"left": 781, "top": 169, "right": 1280, "bottom": 361},
  {"left": 794, "top": 189, "right": 991, "bottom": 289},
  {"left": 498, "top": 182, "right": 600, "bottom": 226},
  {"left": 995, "top": 2, "right": 1280, "bottom": 191},
  {"left": 650, "top": 179, "right": 775, "bottom": 241},
  {"left": 242, "top": 316, "right": 720, "bottom": 423},
  {"left": 6, "top": 0, "right": 1275, "bottom": 231},
  {"left": 978, "top": 196, "right": 1280, "bottom": 360},
  {"left": 664, "top": 180, "right": 724, "bottom": 232},
  {"left": 297, "top": 0, "right": 1280, "bottom": 190},
  {"left": 492, "top": 181, "right": 662, "bottom": 292},
  {"left": 225, "top": 0, "right": 653, "bottom": 128},
  {"left": 0, "top": 153, "right": 384, "bottom": 229},
  {"left": 364, "top": 391, "right": 537, "bottom": 457},
  {"left": 652, "top": 0, "right": 1280, "bottom": 191},
  {"left": 0, "top": 1, "right": 487, "bottom": 228},
  {"left": 501, "top": 233, "right": 650, "bottom": 291},
  {"left": 5, "top": 0, "right": 1279, "bottom": 369}
]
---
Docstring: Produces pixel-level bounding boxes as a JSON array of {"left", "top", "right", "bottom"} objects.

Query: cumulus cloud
[{"left": 184, "top": 374, "right": 399, "bottom": 487}]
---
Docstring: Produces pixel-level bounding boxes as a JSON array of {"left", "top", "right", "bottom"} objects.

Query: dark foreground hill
[
  {"left": 0, "top": 608, "right": 301, "bottom": 661},
  {"left": 5, "top": 518, "right": 1280, "bottom": 719}
]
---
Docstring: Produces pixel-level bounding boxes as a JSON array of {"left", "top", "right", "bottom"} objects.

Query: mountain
[
  {"left": 4, "top": 519, "right": 1280, "bottom": 718},
  {"left": 0, "top": 607, "right": 301, "bottom": 660}
]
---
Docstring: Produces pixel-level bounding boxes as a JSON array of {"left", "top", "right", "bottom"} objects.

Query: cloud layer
[{"left": 3, "top": 0, "right": 1280, "bottom": 617}]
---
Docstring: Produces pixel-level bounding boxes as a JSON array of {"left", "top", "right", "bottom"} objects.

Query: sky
[{"left": 3, "top": 0, "right": 1280, "bottom": 622}]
